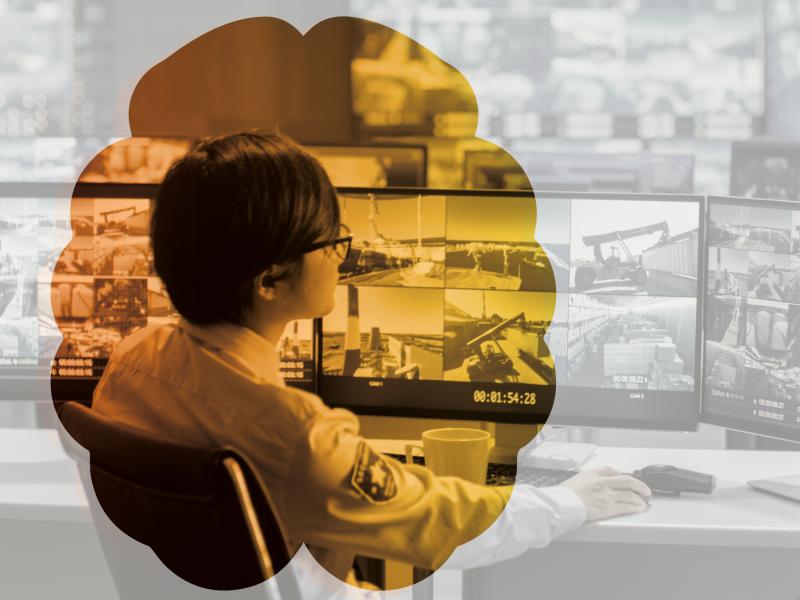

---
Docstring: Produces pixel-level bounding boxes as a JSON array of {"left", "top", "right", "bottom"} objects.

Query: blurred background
[
  {"left": 0, "top": 0, "right": 798, "bottom": 436},
  {"left": 0, "top": 0, "right": 797, "bottom": 192}
]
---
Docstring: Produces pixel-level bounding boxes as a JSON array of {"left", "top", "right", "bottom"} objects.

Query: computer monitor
[
  {"left": 702, "top": 195, "right": 800, "bottom": 443},
  {"left": 730, "top": 140, "right": 800, "bottom": 202},
  {"left": 318, "top": 188, "right": 702, "bottom": 429},
  {"left": 464, "top": 150, "right": 695, "bottom": 194},
  {"left": 305, "top": 144, "right": 427, "bottom": 187},
  {"left": 0, "top": 183, "right": 69, "bottom": 399},
  {"left": 47, "top": 183, "right": 316, "bottom": 400},
  {"left": 521, "top": 191, "right": 703, "bottom": 430}
]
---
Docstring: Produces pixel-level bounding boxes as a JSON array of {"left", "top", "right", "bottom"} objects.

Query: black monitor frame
[
  {"left": 318, "top": 187, "right": 704, "bottom": 429},
  {"left": 700, "top": 195, "right": 800, "bottom": 443}
]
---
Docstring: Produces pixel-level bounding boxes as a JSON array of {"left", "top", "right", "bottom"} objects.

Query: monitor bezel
[
  {"left": 700, "top": 194, "right": 800, "bottom": 443},
  {"left": 321, "top": 187, "right": 704, "bottom": 429}
]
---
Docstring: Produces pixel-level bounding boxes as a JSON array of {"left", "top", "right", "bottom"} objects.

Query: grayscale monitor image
[
  {"left": 465, "top": 150, "right": 695, "bottom": 194},
  {"left": 535, "top": 192, "right": 703, "bottom": 430},
  {"left": 703, "top": 196, "right": 800, "bottom": 442},
  {"left": 730, "top": 140, "right": 800, "bottom": 202}
]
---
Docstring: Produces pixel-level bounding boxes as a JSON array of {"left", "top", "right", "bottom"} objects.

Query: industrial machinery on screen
[
  {"left": 323, "top": 191, "right": 556, "bottom": 387},
  {"left": 704, "top": 200, "right": 800, "bottom": 425}
]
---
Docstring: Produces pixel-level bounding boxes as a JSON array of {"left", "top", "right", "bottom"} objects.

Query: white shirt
[{"left": 92, "top": 318, "right": 585, "bottom": 591}]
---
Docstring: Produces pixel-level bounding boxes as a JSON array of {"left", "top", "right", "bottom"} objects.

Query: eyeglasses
[{"left": 301, "top": 224, "right": 352, "bottom": 261}]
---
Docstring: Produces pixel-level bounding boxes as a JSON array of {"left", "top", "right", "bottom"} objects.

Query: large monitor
[
  {"left": 0, "top": 183, "right": 67, "bottom": 399},
  {"left": 730, "top": 140, "right": 800, "bottom": 202},
  {"left": 351, "top": 2, "right": 764, "bottom": 140},
  {"left": 528, "top": 191, "right": 704, "bottom": 429},
  {"left": 48, "top": 183, "right": 316, "bottom": 399},
  {"left": 77, "top": 138, "right": 428, "bottom": 188},
  {"left": 318, "top": 188, "right": 702, "bottom": 428},
  {"left": 702, "top": 195, "right": 800, "bottom": 443},
  {"left": 463, "top": 150, "right": 695, "bottom": 194}
]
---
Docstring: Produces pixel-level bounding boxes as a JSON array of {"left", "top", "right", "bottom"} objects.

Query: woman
[{"left": 92, "top": 132, "right": 650, "bottom": 587}]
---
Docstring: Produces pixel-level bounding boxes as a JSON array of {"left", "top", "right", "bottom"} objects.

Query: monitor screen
[
  {"left": 319, "top": 188, "right": 558, "bottom": 423},
  {"left": 351, "top": 1, "right": 764, "bottom": 140},
  {"left": 0, "top": 184, "right": 65, "bottom": 400},
  {"left": 319, "top": 188, "right": 701, "bottom": 428},
  {"left": 305, "top": 144, "right": 427, "bottom": 187},
  {"left": 702, "top": 196, "right": 800, "bottom": 442},
  {"left": 47, "top": 183, "right": 316, "bottom": 399},
  {"left": 464, "top": 150, "right": 695, "bottom": 194},
  {"left": 534, "top": 191, "right": 703, "bottom": 430},
  {"left": 730, "top": 140, "right": 800, "bottom": 202}
]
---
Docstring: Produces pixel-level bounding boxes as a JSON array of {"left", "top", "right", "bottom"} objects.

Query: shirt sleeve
[
  {"left": 441, "top": 483, "right": 586, "bottom": 570},
  {"left": 281, "top": 405, "right": 585, "bottom": 570}
]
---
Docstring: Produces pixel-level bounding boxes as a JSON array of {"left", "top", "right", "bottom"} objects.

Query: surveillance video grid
[
  {"left": 324, "top": 191, "right": 701, "bottom": 420},
  {"left": 704, "top": 198, "right": 800, "bottom": 435}
]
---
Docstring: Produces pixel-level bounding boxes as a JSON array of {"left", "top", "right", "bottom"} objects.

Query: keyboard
[
  {"left": 388, "top": 454, "right": 576, "bottom": 487},
  {"left": 486, "top": 463, "right": 576, "bottom": 487}
]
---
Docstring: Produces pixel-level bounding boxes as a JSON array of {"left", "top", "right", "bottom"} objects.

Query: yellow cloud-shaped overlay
[{"left": 54, "top": 16, "right": 556, "bottom": 591}]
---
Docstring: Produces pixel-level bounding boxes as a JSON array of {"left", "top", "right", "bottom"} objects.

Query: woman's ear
[{"left": 255, "top": 268, "right": 278, "bottom": 302}]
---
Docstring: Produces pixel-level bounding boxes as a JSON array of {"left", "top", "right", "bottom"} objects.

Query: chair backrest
[{"left": 57, "top": 401, "right": 296, "bottom": 592}]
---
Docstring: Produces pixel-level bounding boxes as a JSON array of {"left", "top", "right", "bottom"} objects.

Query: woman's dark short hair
[{"left": 151, "top": 132, "right": 340, "bottom": 325}]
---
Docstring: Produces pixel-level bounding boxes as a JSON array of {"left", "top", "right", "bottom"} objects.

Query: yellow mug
[{"left": 405, "top": 428, "right": 495, "bottom": 485}]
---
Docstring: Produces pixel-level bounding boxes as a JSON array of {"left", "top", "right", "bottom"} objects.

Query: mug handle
[{"left": 405, "top": 443, "right": 424, "bottom": 465}]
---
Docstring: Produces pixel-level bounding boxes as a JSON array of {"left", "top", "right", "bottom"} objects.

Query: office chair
[{"left": 57, "top": 401, "right": 300, "bottom": 598}]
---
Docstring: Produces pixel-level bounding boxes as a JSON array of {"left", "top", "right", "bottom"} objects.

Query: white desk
[
  {"left": 0, "top": 428, "right": 87, "bottom": 522},
  {"left": 562, "top": 446, "right": 800, "bottom": 548},
  {"left": 2, "top": 431, "right": 799, "bottom": 599},
  {"left": 460, "top": 445, "right": 800, "bottom": 600}
]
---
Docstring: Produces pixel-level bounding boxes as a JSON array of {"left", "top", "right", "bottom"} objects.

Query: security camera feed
[
  {"left": 49, "top": 194, "right": 317, "bottom": 395},
  {"left": 92, "top": 199, "right": 153, "bottom": 276},
  {"left": 445, "top": 194, "right": 554, "bottom": 292},
  {"left": 569, "top": 198, "right": 699, "bottom": 296},
  {"left": 351, "top": 1, "right": 764, "bottom": 140},
  {"left": 566, "top": 294, "right": 696, "bottom": 392},
  {"left": 730, "top": 141, "right": 800, "bottom": 202},
  {"left": 704, "top": 198, "right": 800, "bottom": 441},
  {"left": 321, "top": 190, "right": 560, "bottom": 422},
  {"left": 321, "top": 190, "right": 700, "bottom": 427},
  {"left": 708, "top": 202, "right": 793, "bottom": 254},
  {"left": 338, "top": 193, "right": 445, "bottom": 287},
  {"left": 323, "top": 286, "right": 443, "bottom": 380},
  {"left": 443, "top": 290, "right": 556, "bottom": 386},
  {"left": 277, "top": 319, "right": 316, "bottom": 385},
  {"left": 0, "top": 196, "right": 66, "bottom": 397}
]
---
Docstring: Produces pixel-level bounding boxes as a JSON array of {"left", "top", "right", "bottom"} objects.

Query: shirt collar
[{"left": 177, "top": 318, "right": 285, "bottom": 387}]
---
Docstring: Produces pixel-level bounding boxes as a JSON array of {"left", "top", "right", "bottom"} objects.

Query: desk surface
[
  {"left": 0, "top": 428, "right": 87, "bottom": 522},
  {"left": 2, "top": 429, "right": 800, "bottom": 549},
  {"left": 563, "top": 446, "right": 800, "bottom": 548}
]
